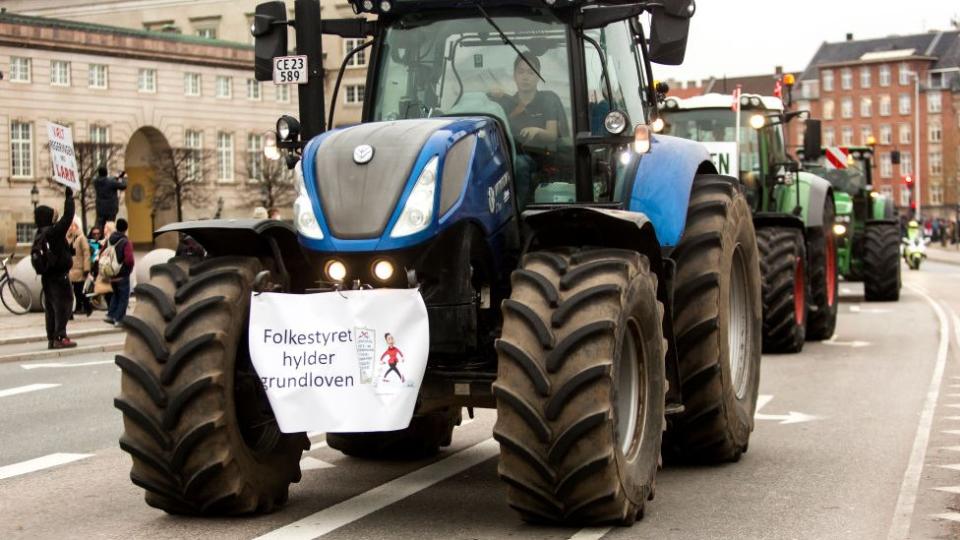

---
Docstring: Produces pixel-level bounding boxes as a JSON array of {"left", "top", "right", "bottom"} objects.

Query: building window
[
  {"left": 138, "top": 68, "right": 157, "bottom": 93},
  {"left": 216, "top": 76, "right": 232, "bottom": 98},
  {"left": 345, "top": 84, "right": 365, "bottom": 104},
  {"left": 801, "top": 80, "right": 816, "bottom": 99},
  {"left": 10, "top": 57, "right": 31, "bottom": 83},
  {"left": 879, "top": 125, "right": 892, "bottom": 145},
  {"left": 276, "top": 84, "right": 290, "bottom": 103},
  {"left": 860, "top": 126, "right": 872, "bottom": 146},
  {"left": 88, "top": 64, "right": 108, "bottom": 89},
  {"left": 898, "top": 63, "right": 911, "bottom": 85},
  {"left": 185, "top": 130, "right": 203, "bottom": 181},
  {"left": 50, "top": 60, "right": 70, "bottom": 86},
  {"left": 16, "top": 223, "right": 36, "bottom": 244},
  {"left": 930, "top": 184, "right": 944, "bottom": 205},
  {"left": 247, "top": 133, "right": 263, "bottom": 181},
  {"left": 217, "top": 132, "right": 234, "bottom": 182},
  {"left": 879, "top": 65, "right": 891, "bottom": 87},
  {"left": 929, "top": 151, "right": 942, "bottom": 176},
  {"left": 841, "top": 68, "right": 852, "bottom": 90},
  {"left": 822, "top": 99, "right": 834, "bottom": 120},
  {"left": 841, "top": 126, "right": 853, "bottom": 146},
  {"left": 899, "top": 124, "right": 911, "bottom": 144},
  {"left": 898, "top": 94, "right": 910, "bottom": 115},
  {"left": 928, "top": 92, "right": 941, "bottom": 113},
  {"left": 10, "top": 121, "right": 33, "bottom": 178},
  {"left": 860, "top": 97, "right": 872, "bottom": 118},
  {"left": 246, "top": 79, "right": 261, "bottom": 100},
  {"left": 89, "top": 125, "right": 110, "bottom": 167},
  {"left": 900, "top": 151, "right": 912, "bottom": 175},
  {"left": 928, "top": 72, "right": 944, "bottom": 89},
  {"left": 879, "top": 95, "right": 891, "bottom": 116},
  {"left": 196, "top": 27, "right": 217, "bottom": 39},
  {"left": 879, "top": 152, "right": 892, "bottom": 178},
  {"left": 860, "top": 66, "right": 871, "bottom": 88},
  {"left": 841, "top": 98, "right": 853, "bottom": 119},
  {"left": 823, "top": 127, "right": 835, "bottom": 147},
  {"left": 898, "top": 185, "right": 910, "bottom": 206},
  {"left": 929, "top": 123, "right": 941, "bottom": 143},
  {"left": 184, "top": 72, "right": 201, "bottom": 96},
  {"left": 344, "top": 38, "right": 368, "bottom": 67},
  {"left": 821, "top": 69, "right": 833, "bottom": 92}
]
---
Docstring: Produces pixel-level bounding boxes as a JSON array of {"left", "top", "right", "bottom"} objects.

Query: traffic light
[{"left": 903, "top": 174, "right": 913, "bottom": 186}]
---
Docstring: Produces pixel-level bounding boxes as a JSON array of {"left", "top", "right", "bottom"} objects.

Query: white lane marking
[
  {"left": 0, "top": 453, "right": 93, "bottom": 480},
  {"left": 300, "top": 456, "right": 335, "bottom": 471},
  {"left": 822, "top": 338, "right": 871, "bottom": 348},
  {"left": 942, "top": 417, "right": 960, "bottom": 421},
  {"left": 939, "top": 464, "right": 960, "bottom": 472},
  {"left": 933, "top": 486, "right": 960, "bottom": 494},
  {"left": 931, "top": 512, "right": 960, "bottom": 523},
  {"left": 21, "top": 360, "right": 113, "bottom": 370},
  {"left": 849, "top": 305, "right": 861, "bottom": 312},
  {"left": 754, "top": 394, "right": 819, "bottom": 424},
  {"left": 756, "top": 394, "right": 773, "bottom": 412},
  {"left": 0, "top": 383, "right": 60, "bottom": 398},
  {"left": 941, "top": 430, "right": 960, "bottom": 436},
  {"left": 887, "top": 286, "right": 950, "bottom": 540},
  {"left": 942, "top": 446, "right": 960, "bottom": 452},
  {"left": 256, "top": 439, "right": 499, "bottom": 540},
  {"left": 945, "top": 405, "right": 960, "bottom": 409},
  {"left": 568, "top": 527, "right": 613, "bottom": 540}
]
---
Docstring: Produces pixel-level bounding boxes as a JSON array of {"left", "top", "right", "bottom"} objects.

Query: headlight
[
  {"left": 277, "top": 115, "right": 300, "bottom": 142},
  {"left": 749, "top": 114, "right": 765, "bottom": 129},
  {"left": 293, "top": 162, "right": 324, "bottom": 239},
  {"left": 833, "top": 224, "right": 847, "bottom": 236},
  {"left": 390, "top": 155, "right": 438, "bottom": 238},
  {"left": 373, "top": 259, "right": 395, "bottom": 281},
  {"left": 325, "top": 260, "right": 347, "bottom": 282}
]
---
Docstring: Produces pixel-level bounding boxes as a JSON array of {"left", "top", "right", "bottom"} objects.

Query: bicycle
[{"left": 1, "top": 253, "right": 32, "bottom": 314}]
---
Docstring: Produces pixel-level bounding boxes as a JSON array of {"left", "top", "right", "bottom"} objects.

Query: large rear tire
[
  {"left": 863, "top": 223, "right": 901, "bottom": 301},
  {"left": 327, "top": 408, "right": 460, "bottom": 459},
  {"left": 757, "top": 227, "right": 808, "bottom": 353},
  {"left": 806, "top": 201, "right": 839, "bottom": 341},
  {"left": 666, "top": 175, "right": 762, "bottom": 464},
  {"left": 115, "top": 256, "right": 307, "bottom": 515},
  {"left": 495, "top": 247, "right": 665, "bottom": 525}
]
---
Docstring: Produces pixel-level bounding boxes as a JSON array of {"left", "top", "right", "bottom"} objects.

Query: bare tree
[
  {"left": 242, "top": 155, "right": 296, "bottom": 210},
  {"left": 150, "top": 146, "right": 215, "bottom": 222},
  {"left": 48, "top": 141, "right": 124, "bottom": 231}
]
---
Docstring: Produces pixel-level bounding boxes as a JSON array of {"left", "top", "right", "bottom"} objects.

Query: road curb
[
  {"left": 0, "top": 341, "right": 124, "bottom": 364},
  {"left": 0, "top": 327, "right": 122, "bottom": 347}
]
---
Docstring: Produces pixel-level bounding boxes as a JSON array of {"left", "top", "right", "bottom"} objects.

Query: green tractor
[
  {"left": 801, "top": 145, "right": 901, "bottom": 301},
  {"left": 660, "top": 93, "right": 839, "bottom": 352}
]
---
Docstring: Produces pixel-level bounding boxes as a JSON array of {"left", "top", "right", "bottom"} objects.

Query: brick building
[{"left": 795, "top": 31, "right": 960, "bottom": 219}]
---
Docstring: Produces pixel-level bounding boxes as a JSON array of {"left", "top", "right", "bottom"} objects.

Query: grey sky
[{"left": 652, "top": 0, "right": 959, "bottom": 84}]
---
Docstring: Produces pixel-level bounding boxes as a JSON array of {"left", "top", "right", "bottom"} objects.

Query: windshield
[
  {"left": 660, "top": 109, "right": 762, "bottom": 177},
  {"left": 805, "top": 161, "right": 867, "bottom": 195},
  {"left": 372, "top": 9, "right": 575, "bottom": 208}
]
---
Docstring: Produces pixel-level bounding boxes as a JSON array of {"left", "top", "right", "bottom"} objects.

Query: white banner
[
  {"left": 46, "top": 123, "right": 80, "bottom": 191},
  {"left": 701, "top": 141, "right": 739, "bottom": 177},
  {"left": 248, "top": 289, "right": 430, "bottom": 433}
]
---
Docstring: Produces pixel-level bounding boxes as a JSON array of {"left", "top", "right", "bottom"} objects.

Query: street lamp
[
  {"left": 30, "top": 183, "right": 39, "bottom": 210},
  {"left": 905, "top": 70, "right": 921, "bottom": 220}
]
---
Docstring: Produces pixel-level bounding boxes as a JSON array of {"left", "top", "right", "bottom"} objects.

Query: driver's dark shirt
[{"left": 491, "top": 90, "right": 568, "bottom": 145}]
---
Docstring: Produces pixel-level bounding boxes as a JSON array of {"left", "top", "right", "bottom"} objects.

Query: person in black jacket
[
  {"left": 94, "top": 166, "right": 127, "bottom": 230},
  {"left": 34, "top": 188, "right": 78, "bottom": 349}
]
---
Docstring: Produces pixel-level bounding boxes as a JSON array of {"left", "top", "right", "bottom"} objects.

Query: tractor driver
[{"left": 488, "top": 54, "right": 568, "bottom": 207}]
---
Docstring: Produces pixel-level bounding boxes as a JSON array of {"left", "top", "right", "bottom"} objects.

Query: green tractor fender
[
  {"left": 772, "top": 172, "right": 834, "bottom": 229},
  {"left": 834, "top": 192, "right": 854, "bottom": 218},
  {"left": 871, "top": 192, "right": 896, "bottom": 220}
]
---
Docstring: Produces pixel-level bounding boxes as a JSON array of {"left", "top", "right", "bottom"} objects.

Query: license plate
[{"left": 273, "top": 55, "right": 308, "bottom": 85}]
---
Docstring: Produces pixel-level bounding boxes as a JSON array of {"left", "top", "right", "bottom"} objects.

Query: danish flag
[
  {"left": 773, "top": 79, "right": 783, "bottom": 98},
  {"left": 731, "top": 85, "right": 742, "bottom": 112}
]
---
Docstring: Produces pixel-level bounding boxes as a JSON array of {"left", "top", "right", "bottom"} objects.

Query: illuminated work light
[
  {"left": 325, "top": 260, "right": 347, "bottom": 282},
  {"left": 373, "top": 260, "right": 395, "bottom": 281},
  {"left": 749, "top": 114, "right": 765, "bottom": 129}
]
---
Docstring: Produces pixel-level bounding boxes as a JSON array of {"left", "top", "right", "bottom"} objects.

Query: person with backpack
[
  {"left": 94, "top": 167, "right": 127, "bottom": 231},
  {"left": 102, "top": 218, "right": 134, "bottom": 325},
  {"left": 33, "top": 188, "right": 77, "bottom": 349}
]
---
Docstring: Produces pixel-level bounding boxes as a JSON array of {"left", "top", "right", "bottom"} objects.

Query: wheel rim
[
  {"left": 728, "top": 246, "right": 750, "bottom": 400},
  {"left": 825, "top": 232, "right": 837, "bottom": 307},
  {"left": 793, "top": 258, "right": 805, "bottom": 325},
  {"left": 616, "top": 319, "right": 643, "bottom": 456}
]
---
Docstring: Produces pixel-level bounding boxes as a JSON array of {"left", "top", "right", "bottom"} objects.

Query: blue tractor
[{"left": 115, "top": 0, "right": 763, "bottom": 525}]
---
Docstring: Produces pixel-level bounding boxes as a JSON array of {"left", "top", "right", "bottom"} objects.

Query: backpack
[
  {"left": 99, "top": 237, "right": 125, "bottom": 278},
  {"left": 30, "top": 228, "right": 54, "bottom": 275}
]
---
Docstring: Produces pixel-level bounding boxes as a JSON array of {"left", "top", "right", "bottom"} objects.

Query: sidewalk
[
  {"left": 0, "top": 305, "right": 126, "bottom": 364},
  {"left": 926, "top": 244, "right": 960, "bottom": 266}
]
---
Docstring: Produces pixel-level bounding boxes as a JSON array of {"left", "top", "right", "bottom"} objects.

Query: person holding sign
[
  {"left": 94, "top": 167, "right": 127, "bottom": 231},
  {"left": 33, "top": 189, "right": 78, "bottom": 349},
  {"left": 380, "top": 333, "right": 405, "bottom": 383}
]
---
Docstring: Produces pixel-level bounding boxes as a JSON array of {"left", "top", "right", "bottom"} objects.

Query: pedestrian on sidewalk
[
  {"left": 104, "top": 218, "right": 134, "bottom": 326},
  {"left": 33, "top": 188, "right": 78, "bottom": 349},
  {"left": 94, "top": 167, "right": 127, "bottom": 230},
  {"left": 68, "top": 217, "right": 93, "bottom": 317}
]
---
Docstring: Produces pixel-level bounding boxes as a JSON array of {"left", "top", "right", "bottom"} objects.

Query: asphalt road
[{"left": 2, "top": 260, "right": 960, "bottom": 539}]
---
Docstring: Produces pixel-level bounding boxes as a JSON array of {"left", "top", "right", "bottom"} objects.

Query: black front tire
[
  {"left": 115, "top": 256, "right": 307, "bottom": 515},
  {"left": 495, "top": 247, "right": 665, "bottom": 525},
  {"left": 863, "top": 223, "right": 901, "bottom": 301},
  {"left": 806, "top": 202, "right": 839, "bottom": 341},
  {"left": 757, "top": 227, "right": 808, "bottom": 353}
]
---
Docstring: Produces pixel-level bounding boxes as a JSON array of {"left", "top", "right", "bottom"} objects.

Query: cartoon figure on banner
[{"left": 380, "top": 333, "right": 405, "bottom": 383}]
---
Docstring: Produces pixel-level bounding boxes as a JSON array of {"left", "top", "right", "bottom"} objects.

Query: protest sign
[
  {"left": 700, "top": 141, "right": 739, "bottom": 177},
  {"left": 47, "top": 123, "right": 80, "bottom": 191},
  {"left": 248, "top": 288, "right": 429, "bottom": 433}
]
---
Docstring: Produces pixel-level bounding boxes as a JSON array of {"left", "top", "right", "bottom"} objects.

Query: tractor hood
[{"left": 833, "top": 192, "right": 854, "bottom": 216}]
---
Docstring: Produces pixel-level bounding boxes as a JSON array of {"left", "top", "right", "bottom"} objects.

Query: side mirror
[
  {"left": 253, "top": 1, "right": 288, "bottom": 82},
  {"left": 648, "top": 0, "right": 695, "bottom": 65},
  {"left": 803, "top": 119, "right": 822, "bottom": 162}
]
